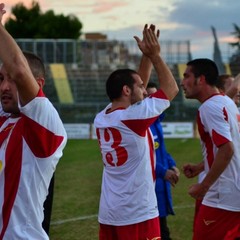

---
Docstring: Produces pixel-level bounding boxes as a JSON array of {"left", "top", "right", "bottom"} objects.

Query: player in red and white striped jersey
[
  {"left": 94, "top": 24, "right": 178, "bottom": 239},
  {"left": 0, "top": 4, "right": 67, "bottom": 239},
  {"left": 181, "top": 58, "right": 240, "bottom": 240}
]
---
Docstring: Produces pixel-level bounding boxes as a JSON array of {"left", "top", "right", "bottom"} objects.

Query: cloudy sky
[{"left": 4, "top": 0, "right": 240, "bottom": 61}]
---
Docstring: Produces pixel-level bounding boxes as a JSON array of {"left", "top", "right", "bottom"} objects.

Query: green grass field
[{"left": 49, "top": 138, "right": 202, "bottom": 240}]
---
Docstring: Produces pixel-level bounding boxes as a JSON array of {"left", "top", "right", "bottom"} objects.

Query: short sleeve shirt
[{"left": 198, "top": 94, "right": 240, "bottom": 211}]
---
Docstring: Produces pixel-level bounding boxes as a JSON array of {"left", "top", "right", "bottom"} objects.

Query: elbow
[
  {"left": 14, "top": 66, "right": 26, "bottom": 78},
  {"left": 168, "top": 85, "right": 179, "bottom": 101},
  {"left": 11, "top": 66, "right": 26, "bottom": 84},
  {"left": 174, "top": 86, "right": 179, "bottom": 96}
]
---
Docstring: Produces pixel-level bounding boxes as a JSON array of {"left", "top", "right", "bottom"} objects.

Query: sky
[{"left": 4, "top": 0, "right": 240, "bottom": 61}]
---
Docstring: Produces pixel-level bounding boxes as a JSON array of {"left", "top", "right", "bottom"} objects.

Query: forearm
[
  {"left": 138, "top": 55, "right": 152, "bottom": 88},
  {"left": 196, "top": 161, "right": 204, "bottom": 173},
  {"left": 201, "top": 143, "right": 233, "bottom": 189},
  {"left": 0, "top": 24, "right": 24, "bottom": 76},
  {"left": 0, "top": 22, "right": 39, "bottom": 104},
  {"left": 151, "top": 55, "right": 178, "bottom": 100}
]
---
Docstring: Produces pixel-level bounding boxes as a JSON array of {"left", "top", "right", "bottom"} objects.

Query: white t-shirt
[
  {"left": 0, "top": 90, "right": 67, "bottom": 239},
  {"left": 197, "top": 94, "right": 240, "bottom": 211},
  {"left": 94, "top": 90, "right": 170, "bottom": 226}
]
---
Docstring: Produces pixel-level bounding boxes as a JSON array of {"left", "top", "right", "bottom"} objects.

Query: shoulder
[
  {"left": 200, "top": 95, "right": 227, "bottom": 111},
  {"left": 0, "top": 116, "right": 8, "bottom": 127}
]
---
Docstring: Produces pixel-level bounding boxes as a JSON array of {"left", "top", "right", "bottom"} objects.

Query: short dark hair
[
  {"left": 147, "top": 82, "right": 158, "bottom": 89},
  {"left": 216, "top": 74, "right": 232, "bottom": 92},
  {"left": 23, "top": 51, "right": 46, "bottom": 79},
  {"left": 106, "top": 69, "right": 137, "bottom": 101},
  {"left": 187, "top": 58, "right": 219, "bottom": 86}
]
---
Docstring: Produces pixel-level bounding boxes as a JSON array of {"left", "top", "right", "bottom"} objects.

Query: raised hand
[
  {"left": 134, "top": 24, "right": 160, "bottom": 59},
  {"left": 149, "top": 24, "right": 160, "bottom": 38}
]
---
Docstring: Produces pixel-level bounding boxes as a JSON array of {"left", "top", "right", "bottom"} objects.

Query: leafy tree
[
  {"left": 5, "top": 1, "right": 41, "bottom": 38},
  {"left": 5, "top": 1, "right": 82, "bottom": 39},
  {"left": 38, "top": 10, "right": 82, "bottom": 39}
]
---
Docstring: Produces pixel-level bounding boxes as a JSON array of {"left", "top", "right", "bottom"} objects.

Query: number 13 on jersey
[{"left": 96, "top": 127, "right": 128, "bottom": 167}]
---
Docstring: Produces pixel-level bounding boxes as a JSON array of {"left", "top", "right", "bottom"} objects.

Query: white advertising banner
[
  {"left": 64, "top": 123, "right": 91, "bottom": 139},
  {"left": 91, "top": 125, "right": 97, "bottom": 140},
  {"left": 162, "top": 122, "right": 194, "bottom": 138},
  {"left": 64, "top": 122, "right": 194, "bottom": 139}
]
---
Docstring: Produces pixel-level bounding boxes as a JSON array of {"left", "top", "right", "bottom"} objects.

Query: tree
[
  {"left": 229, "top": 23, "right": 240, "bottom": 74},
  {"left": 230, "top": 23, "right": 240, "bottom": 50},
  {"left": 38, "top": 10, "right": 82, "bottom": 39},
  {"left": 5, "top": 1, "right": 82, "bottom": 39}
]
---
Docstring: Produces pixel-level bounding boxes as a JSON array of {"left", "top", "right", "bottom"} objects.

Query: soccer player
[
  {"left": 0, "top": 3, "right": 67, "bottom": 239},
  {"left": 181, "top": 58, "right": 240, "bottom": 240},
  {"left": 94, "top": 24, "right": 179, "bottom": 239}
]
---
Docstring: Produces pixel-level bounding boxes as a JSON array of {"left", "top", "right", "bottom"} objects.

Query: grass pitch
[{"left": 50, "top": 138, "right": 202, "bottom": 240}]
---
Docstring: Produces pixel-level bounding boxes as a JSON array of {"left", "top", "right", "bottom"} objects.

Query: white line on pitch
[
  {"left": 51, "top": 214, "right": 98, "bottom": 225},
  {"left": 51, "top": 205, "right": 194, "bottom": 226}
]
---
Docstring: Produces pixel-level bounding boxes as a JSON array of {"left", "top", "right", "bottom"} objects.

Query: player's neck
[
  {"left": 110, "top": 100, "right": 130, "bottom": 111},
  {"left": 198, "top": 86, "right": 220, "bottom": 103}
]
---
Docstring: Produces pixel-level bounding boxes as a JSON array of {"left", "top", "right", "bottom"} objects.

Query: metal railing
[{"left": 16, "top": 39, "right": 192, "bottom": 65}]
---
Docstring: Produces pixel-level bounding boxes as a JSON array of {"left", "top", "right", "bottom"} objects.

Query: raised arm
[
  {"left": 0, "top": 3, "right": 39, "bottom": 106},
  {"left": 134, "top": 25, "right": 179, "bottom": 101},
  {"left": 137, "top": 24, "right": 159, "bottom": 88},
  {"left": 138, "top": 55, "right": 152, "bottom": 88}
]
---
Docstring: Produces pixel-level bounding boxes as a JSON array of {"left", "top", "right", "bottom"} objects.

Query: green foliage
[
  {"left": 5, "top": 1, "right": 82, "bottom": 39},
  {"left": 5, "top": 1, "right": 40, "bottom": 38},
  {"left": 230, "top": 23, "right": 240, "bottom": 50},
  {"left": 229, "top": 23, "right": 240, "bottom": 65},
  {"left": 50, "top": 138, "right": 202, "bottom": 240}
]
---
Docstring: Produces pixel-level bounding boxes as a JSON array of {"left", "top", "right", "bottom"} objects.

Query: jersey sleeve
[
  {"left": 121, "top": 90, "right": 170, "bottom": 133},
  {"left": 198, "top": 103, "right": 231, "bottom": 147},
  {"left": 19, "top": 92, "right": 67, "bottom": 158}
]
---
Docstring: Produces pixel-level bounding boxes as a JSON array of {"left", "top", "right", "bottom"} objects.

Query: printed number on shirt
[{"left": 96, "top": 128, "right": 128, "bottom": 167}]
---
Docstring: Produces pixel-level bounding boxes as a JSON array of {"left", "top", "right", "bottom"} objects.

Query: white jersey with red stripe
[
  {"left": 197, "top": 94, "right": 240, "bottom": 211},
  {"left": 0, "top": 89, "right": 67, "bottom": 239},
  {"left": 94, "top": 90, "right": 170, "bottom": 226}
]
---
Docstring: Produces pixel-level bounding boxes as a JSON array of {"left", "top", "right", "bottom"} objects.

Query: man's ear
[
  {"left": 122, "top": 85, "right": 131, "bottom": 96},
  {"left": 196, "top": 75, "right": 205, "bottom": 85},
  {"left": 36, "top": 77, "right": 45, "bottom": 89}
]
